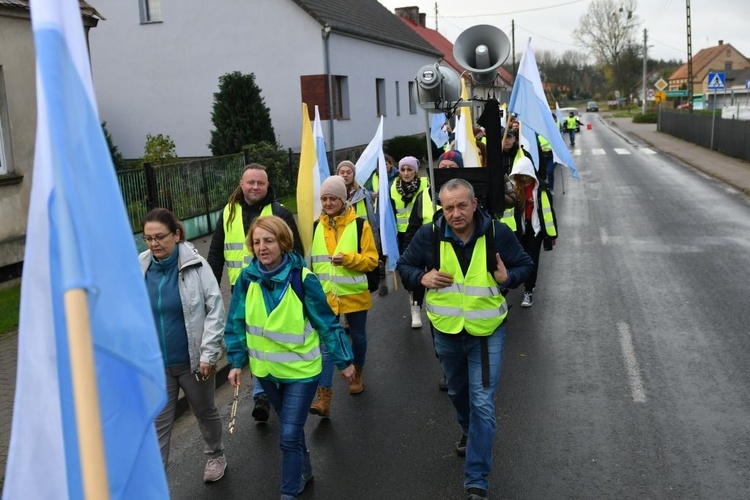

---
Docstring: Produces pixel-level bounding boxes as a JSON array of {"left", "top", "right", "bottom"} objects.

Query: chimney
[
  {"left": 394, "top": 6, "right": 420, "bottom": 25},
  {"left": 718, "top": 40, "right": 724, "bottom": 45},
  {"left": 419, "top": 13, "right": 426, "bottom": 27}
]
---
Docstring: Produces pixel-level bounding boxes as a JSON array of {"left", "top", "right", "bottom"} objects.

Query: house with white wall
[
  {"left": 89, "top": 0, "right": 444, "bottom": 160},
  {"left": 0, "top": 0, "right": 100, "bottom": 280}
]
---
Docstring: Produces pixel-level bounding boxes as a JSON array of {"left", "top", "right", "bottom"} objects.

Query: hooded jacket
[
  {"left": 139, "top": 241, "right": 225, "bottom": 372},
  {"left": 313, "top": 205, "right": 379, "bottom": 314},
  {"left": 509, "top": 156, "right": 558, "bottom": 239}
]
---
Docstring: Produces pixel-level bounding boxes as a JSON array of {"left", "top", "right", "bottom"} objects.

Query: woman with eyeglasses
[
  {"left": 139, "top": 208, "right": 228, "bottom": 483},
  {"left": 390, "top": 156, "right": 434, "bottom": 328}
]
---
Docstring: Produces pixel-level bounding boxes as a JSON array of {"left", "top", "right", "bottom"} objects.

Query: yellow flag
[
  {"left": 297, "top": 104, "right": 316, "bottom": 256},
  {"left": 460, "top": 79, "right": 482, "bottom": 168}
]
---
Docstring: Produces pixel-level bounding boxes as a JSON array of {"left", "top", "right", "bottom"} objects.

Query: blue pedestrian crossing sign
[{"left": 707, "top": 72, "right": 725, "bottom": 90}]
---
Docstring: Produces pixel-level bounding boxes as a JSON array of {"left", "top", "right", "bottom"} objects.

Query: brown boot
[
  {"left": 309, "top": 386, "right": 332, "bottom": 417},
  {"left": 349, "top": 365, "right": 364, "bottom": 395}
]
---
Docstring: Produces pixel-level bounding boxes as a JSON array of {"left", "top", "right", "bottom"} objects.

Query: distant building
[
  {"left": 668, "top": 40, "right": 750, "bottom": 96},
  {"left": 0, "top": 0, "right": 100, "bottom": 280}
]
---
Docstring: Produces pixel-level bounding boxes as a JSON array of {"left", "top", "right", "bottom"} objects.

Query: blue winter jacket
[{"left": 397, "top": 206, "right": 534, "bottom": 293}]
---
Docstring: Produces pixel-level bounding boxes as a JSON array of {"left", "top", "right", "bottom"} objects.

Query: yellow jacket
[{"left": 313, "top": 206, "right": 379, "bottom": 315}]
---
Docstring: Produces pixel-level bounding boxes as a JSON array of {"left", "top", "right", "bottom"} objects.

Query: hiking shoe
[
  {"left": 456, "top": 434, "right": 467, "bottom": 457},
  {"left": 438, "top": 373, "right": 449, "bottom": 392},
  {"left": 466, "top": 487, "right": 488, "bottom": 499},
  {"left": 521, "top": 291, "right": 533, "bottom": 308},
  {"left": 298, "top": 451, "right": 314, "bottom": 494},
  {"left": 203, "top": 455, "right": 227, "bottom": 483},
  {"left": 378, "top": 282, "right": 389, "bottom": 296},
  {"left": 410, "top": 301, "right": 422, "bottom": 328},
  {"left": 252, "top": 393, "right": 270, "bottom": 422}
]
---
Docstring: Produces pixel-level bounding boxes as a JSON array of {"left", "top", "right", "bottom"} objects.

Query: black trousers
[{"left": 518, "top": 222, "right": 543, "bottom": 292}]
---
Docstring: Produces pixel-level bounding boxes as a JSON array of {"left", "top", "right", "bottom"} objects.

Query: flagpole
[
  {"left": 424, "top": 110, "right": 437, "bottom": 212},
  {"left": 64, "top": 288, "right": 110, "bottom": 499}
]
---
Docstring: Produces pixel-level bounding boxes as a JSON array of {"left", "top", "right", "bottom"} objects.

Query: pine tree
[{"left": 209, "top": 71, "right": 277, "bottom": 156}]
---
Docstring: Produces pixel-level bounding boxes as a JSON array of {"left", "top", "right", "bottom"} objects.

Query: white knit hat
[{"left": 320, "top": 175, "right": 348, "bottom": 201}]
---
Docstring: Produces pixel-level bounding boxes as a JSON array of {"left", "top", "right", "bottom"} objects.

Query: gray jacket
[{"left": 139, "top": 241, "right": 225, "bottom": 371}]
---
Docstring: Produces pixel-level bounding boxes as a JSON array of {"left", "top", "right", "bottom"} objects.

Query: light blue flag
[
  {"left": 354, "top": 120, "right": 382, "bottom": 186},
  {"left": 313, "top": 105, "right": 330, "bottom": 182},
  {"left": 510, "top": 38, "right": 579, "bottom": 179},
  {"left": 430, "top": 113, "right": 449, "bottom": 148},
  {"left": 3, "top": 1, "right": 168, "bottom": 498}
]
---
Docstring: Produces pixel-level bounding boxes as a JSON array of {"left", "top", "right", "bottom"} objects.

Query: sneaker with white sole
[
  {"left": 203, "top": 455, "right": 227, "bottom": 482},
  {"left": 410, "top": 301, "right": 422, "bottom": 328},
  {"left": 521, "top": 291, "right": 533, "bottom": 308}
]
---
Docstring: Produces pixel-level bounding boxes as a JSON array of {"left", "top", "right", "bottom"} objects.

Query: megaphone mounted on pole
[
  {"left": 412, "top": 63, "right": 463, "bottom": 113},
  {"left": 453, "top": 25, "right": 511, "bottom": 85}
]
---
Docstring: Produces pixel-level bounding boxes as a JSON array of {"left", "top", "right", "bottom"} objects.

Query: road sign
[
  {"left": 665, "top": 90, "right": 688, "bottom": 98},
  {"left": 614, "top": 90, "right": 621, "bottom": 98},
  {"left": 655, "top": 78, "right": 668, "bottom": 91},
  {"left": 646, "top": 89, "right": 655, "bottom": 98},
  {"left": 707, "top": 72, "right": 725, "bottom": 90}
]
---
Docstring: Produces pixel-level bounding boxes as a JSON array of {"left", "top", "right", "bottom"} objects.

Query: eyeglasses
[{"left": 142, "top": 232, "right": 173, "bottom": 244}]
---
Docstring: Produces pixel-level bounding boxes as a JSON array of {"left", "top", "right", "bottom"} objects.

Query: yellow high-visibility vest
[
  {"left": 310, "top": 220, "right": 368, "bottom": 297},
  {"left": 425, "top": 235, "right": 507, "bottom": 335},
  {"left": 223, "top": 203, "right": 273, "bottom": 285},
  {"left": 245, "top": 268, "right": 321, "bottom": 379}
]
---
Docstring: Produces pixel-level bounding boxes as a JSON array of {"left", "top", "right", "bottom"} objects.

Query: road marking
[
  {"left": 642, "top": 148, "right": 657, "bottom": 155},
  {"left": 614, "top": 148, "right": 631, "bottom": 155},
  {"left": 617, "top": 321, "right": 647, "bottom": 403},
  {"left": 592, "top": 148, "right": 606, "bottom": 155},
  {"left": 599, "top": 227, "right": 608, "bottom": 245},
  {"left": 573, "top": 149, "right": 581, "bottom": 155}
]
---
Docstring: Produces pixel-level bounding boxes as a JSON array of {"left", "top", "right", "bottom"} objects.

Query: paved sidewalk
[{"left": 606, "top": 116, "right": 750, "bottom": 196}]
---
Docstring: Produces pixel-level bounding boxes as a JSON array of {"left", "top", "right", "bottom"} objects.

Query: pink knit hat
[{"left": 320, "top": 175, "right": 348, "bottom": 201}]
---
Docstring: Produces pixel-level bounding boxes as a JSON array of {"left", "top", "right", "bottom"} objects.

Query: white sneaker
[
  {"left": 521, "top": 292, "right": 533, "bottom": 308},
  {"left": 410, "top": 302, "right": 422, "bottom": 328},
  {"left": 203, "top": 455, "right": 227, "bottom": 482}
]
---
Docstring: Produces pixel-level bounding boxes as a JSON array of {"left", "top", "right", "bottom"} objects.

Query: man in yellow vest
[
  {"left": 397, "top": 179, "right": 533, "bottom": 500},
  {"left": 207, "top": 163, "right": 302, "bottom": 422},
  {"left": 565, "top": 111, "right": 583, "bottom": 147}
]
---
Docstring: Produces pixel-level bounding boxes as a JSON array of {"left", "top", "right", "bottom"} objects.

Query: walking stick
[
  {"left": 228, "top": 385, "right": 239, "bottom": 434},
  {"left": 560, "top": 164, "right": 566, "bottom": 194}
]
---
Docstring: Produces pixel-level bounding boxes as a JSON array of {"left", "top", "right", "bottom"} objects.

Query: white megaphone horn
[
  {"left": 412, "top": 63, "right": 463, "bottom": 113},
  {"left": 453, "top": 25, "right": 511, "bottom": 85}
]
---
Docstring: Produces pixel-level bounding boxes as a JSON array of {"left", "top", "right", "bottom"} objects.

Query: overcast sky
[{"left": 378, "top": 0, "right": 750, "bottom": 64}]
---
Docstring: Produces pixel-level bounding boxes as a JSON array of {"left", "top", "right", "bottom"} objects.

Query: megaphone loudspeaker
[
  {"left": 453, "top": 25, "right": 511, "bottom": 85},
  {"left": 413, "top": 63, "right": 462, "bottom": 112}
]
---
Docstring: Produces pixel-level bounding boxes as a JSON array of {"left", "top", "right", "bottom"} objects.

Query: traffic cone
[{"left": 586, "top": 124, "right": 592, "bottom": 130}]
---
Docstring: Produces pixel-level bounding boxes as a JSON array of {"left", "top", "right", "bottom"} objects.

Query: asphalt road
[{"left": 166, "top": 115, "right": 750, "bottom": 499}]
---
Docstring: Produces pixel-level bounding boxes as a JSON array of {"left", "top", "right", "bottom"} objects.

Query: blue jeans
[
  {"left": 433, "top": 326, "right": 506, "bottom": 492},
  {"left": 259, "top": 378, "right": 316, "bottom": 497},
  {"left": 319, "top": 310, "right": 368, "bottom": 387},
  {"left": 542, "top": 155, "right": 555, "bottom": 192},
  {"left": 567, "top": 128, "right": 576, "bottom": 145}
]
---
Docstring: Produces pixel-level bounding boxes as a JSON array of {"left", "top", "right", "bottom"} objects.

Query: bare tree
[{"left": 574, "top": 0, "right": 640, "bottom": 93}]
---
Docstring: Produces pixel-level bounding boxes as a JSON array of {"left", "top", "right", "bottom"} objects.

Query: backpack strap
[{"left": 289, "top": 267, "right": 305, "bottom": 303}]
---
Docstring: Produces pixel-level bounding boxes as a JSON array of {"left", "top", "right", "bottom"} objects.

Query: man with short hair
[
  {"left": 207, "top": 163, "right": 302, "bottom": 423},
  {"left": 397, "top": 179, "right": 533, "bottom": 500}
]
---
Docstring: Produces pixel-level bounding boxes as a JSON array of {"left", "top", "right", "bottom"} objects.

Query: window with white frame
[
  {"left": 395, "top": 81, "right": 401, "bottom": 116},
  {"left": 376, "top": 78, "right": 386, "bottom": 117},
  {"left": 139, "top": 0, "right": 162, "bottom": 23},
  {"left": 408, "top": 81, "right": 417, "bottom": 114},
  {"left": 0, "top": 68, "right": 10, "bottom": 175}
]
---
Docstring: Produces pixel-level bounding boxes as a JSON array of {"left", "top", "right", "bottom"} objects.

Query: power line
[{"left": 440, "top": 0, "right": 586, "bottom": 19}]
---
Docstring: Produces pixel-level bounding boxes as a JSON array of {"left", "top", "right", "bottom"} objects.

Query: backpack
[{"left": 312, "top": 218, "right": 380, "bottom": 293}]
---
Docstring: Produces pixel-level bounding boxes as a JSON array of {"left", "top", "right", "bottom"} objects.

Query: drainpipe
[{"left": 322, "top": 24, "right": 336, "bottom": 171}]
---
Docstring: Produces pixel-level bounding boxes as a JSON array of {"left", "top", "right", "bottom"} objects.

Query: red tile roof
[{"left": 669, "top": 43, "right": 749, "bottom": 81}]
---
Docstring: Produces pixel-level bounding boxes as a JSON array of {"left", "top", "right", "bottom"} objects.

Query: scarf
[{"left": 396, "top": 176, "right": 421, "bottom": 204}]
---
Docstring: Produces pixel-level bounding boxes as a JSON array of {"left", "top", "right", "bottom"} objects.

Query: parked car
[
  {"left": 586, "top": 101, "right": 599, "bottom": 112},
  {"left": 558, "top": 107, "right": 581, "bottom": 132}
]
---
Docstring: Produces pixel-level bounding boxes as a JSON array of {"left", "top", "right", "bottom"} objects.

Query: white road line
[
  {"left": 617, "top": 321, "right": 647, "bottom": 403},
  {"left": 642, "top": 148, "right": 657, "bottom": 155},
  {"left": 573, "top": 149, "right": 581, "bottom": 155},
  {"left": 599, "top": 227, "right": 608, "bottom": 245},
  {"left": 592, "top": 148, "right": 606, "bottom": 155},
  {"left": 614, "top": 148, "right": 631, "bottom": 155}
]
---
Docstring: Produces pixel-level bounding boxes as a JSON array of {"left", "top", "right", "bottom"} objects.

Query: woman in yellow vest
[
  {"left": 509, "top": 156, "right": 558, "bottom": 308},
  {"left": 390, "top": 156, "right": 434, "bottom": 328},
  {"left": 225, "top": 215, "right": 355, "bottom": 499},
  {"left": 308, "top": 176, "right": 379, "bottom": 417}
]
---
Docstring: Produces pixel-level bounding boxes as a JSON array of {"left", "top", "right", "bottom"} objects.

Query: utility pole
[
  {"left": 434, "top": 2, "right": 438, "bottom": 31},
  {"left": 511, "top": 19, "right": 516, "bottom": 80},
  {"left": 686, "top": 0, "right": 693, "bottom": 113},
  {"left": 642, "top": 28, "right": 648, "bottom": 115}
]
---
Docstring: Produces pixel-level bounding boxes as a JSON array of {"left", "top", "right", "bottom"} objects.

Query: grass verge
[
  {"left": 0, "top": 281, "right": 21, "bottom": 336},
  {"left": 279, "top": 195, "right": 297, "bottom": 214}
]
